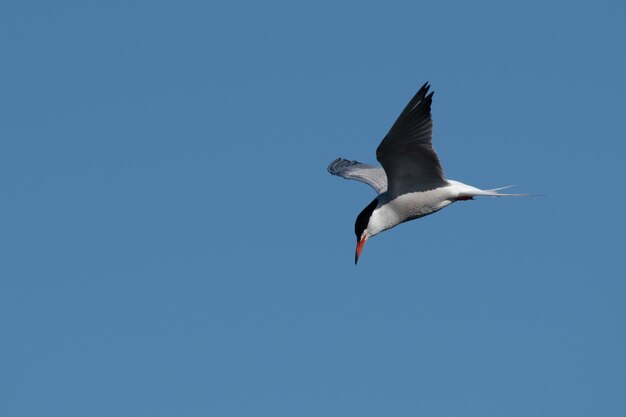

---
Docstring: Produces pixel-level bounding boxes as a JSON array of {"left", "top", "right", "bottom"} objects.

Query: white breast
[{"left": 367, "top": 186, "right": 456, "bottom": 236}]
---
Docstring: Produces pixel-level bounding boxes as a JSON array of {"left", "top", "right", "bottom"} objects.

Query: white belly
[{"left": 367, "top": 186, "right": 456, "bottom": 236}]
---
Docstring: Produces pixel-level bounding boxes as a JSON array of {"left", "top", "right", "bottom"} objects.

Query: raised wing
[
  {"left": 327, "top": 158, "right": 387, "bottom": 194},
  {"left": 376, "top": 82, "right": 447, "bottom": 196}
]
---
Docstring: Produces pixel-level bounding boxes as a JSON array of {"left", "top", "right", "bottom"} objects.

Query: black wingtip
[
  {"left": 418, "top": 82, "right": 430, "bottom": 96},
  {"left": 420, "top": 82, "right": 434, "bottom": 95}
]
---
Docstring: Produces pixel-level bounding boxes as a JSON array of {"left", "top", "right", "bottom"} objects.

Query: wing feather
[
  {"left": 327, "top": 158, "right": 387, "bottom": 194},
  {"left": 376, "top": 83, "right": 447, "bottom": 195}
]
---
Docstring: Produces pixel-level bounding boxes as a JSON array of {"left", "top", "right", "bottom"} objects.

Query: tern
[{"left": 328, "top": 82, "right": 527, "bottom": 264}]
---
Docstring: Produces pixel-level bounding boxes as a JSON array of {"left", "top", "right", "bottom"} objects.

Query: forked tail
[
  {"left": 448, "top": 180, "right": 536, "bottom": 199},
  {"left": 470, "top": 185, "right": 532, "bottom": 197}
]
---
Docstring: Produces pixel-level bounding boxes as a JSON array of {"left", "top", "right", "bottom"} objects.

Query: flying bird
[{"left": 328, "top": 82, "right": 527, "bottom": 264}]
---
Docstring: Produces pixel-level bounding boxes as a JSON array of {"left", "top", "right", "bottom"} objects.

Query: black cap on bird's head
[{"left": 354, "top": 198, "right": 378, "bottom": 264}]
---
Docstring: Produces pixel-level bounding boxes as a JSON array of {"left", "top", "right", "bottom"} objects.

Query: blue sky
[{"left": 1, "top": 1, "right": 625, "bottom": 416}]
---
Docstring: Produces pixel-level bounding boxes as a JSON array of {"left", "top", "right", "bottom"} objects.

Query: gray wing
[
  {"left": 376, "top": 82, "right": 447, "bottom": 196},
  {"left": 327, "top": 158, "right": 387, "bottom": 194}
]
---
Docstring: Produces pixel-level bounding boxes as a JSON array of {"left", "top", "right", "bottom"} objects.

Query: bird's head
[{"left": 354, "top": 198, "right": 378, "bottom": 264}]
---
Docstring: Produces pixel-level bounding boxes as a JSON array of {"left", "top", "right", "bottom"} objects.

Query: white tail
[
  {"left": 447, "top": 180, "right": 534, "bottom": 198},
  {"left": 474, "top": 185, "right": 531, "bottom": 197}
]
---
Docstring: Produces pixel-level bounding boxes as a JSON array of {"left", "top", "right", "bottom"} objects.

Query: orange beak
[{"left": 355, "top": 236, "right": 367, "bottom": 265}]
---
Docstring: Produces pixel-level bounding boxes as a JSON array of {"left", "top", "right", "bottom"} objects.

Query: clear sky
[{"left": 2, "top": 1, "right": 625, "bottom": 416}]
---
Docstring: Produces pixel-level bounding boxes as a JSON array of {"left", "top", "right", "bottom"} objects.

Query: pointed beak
[{"left": 355, "top": 236, "right": 367, "bottom": 265}]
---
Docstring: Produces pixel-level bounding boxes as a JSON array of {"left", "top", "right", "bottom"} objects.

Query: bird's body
[
  {"left": 349, "top": 177, "right": 511, "bottom": 236},
  {"left": 327, "top": 83, "right": 527, "bottom": 263},
  {"left": 367, "top": 186, "right": 454, "bottom": 235}
]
